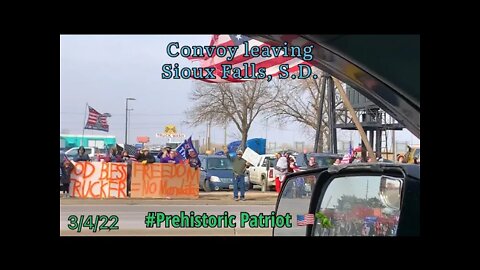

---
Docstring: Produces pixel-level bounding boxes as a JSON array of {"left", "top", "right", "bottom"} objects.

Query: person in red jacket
[{"left": 274, "top": 153, "right": 289, "bottom": 193}]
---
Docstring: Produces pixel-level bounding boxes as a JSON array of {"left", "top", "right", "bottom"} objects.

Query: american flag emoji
[{"left": 297, "top": 214, "right": 315, "bottom": 226}]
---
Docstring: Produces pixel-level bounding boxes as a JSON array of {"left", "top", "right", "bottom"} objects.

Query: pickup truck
[{"left": 245, "top": 154, "right": 277, "bottom": 191}]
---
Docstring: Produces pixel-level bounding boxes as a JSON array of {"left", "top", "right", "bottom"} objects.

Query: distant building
[{"left": 60, "top": 134, "right": 116, "bottom": 150}]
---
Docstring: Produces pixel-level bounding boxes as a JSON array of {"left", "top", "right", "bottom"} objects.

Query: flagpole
[{"left": 81, "top": 103, "right": 88, "bottom": 146}]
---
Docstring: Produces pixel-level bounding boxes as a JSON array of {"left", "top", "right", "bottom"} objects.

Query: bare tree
[
  {"left": 185, "top": 80, "right": 278, "bottom": 150},
  {"left": 269, "top": 73, "right": 351, "bottom": 152}
]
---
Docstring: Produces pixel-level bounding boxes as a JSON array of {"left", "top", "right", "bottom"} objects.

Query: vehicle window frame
[
  {"left": 413, "top": 148, "right": 420, "bottom": 159},
  {"left": 316, "top": 156, "right": 331, "bottom": 166},
  {"left": 206, "top": 157, "right": 233, "bottom": 170},
  {"left": 272, "top": 168, "right": 328, "bottom": 236},
  {"left": 261, "top": 158, "right": 269, "bottom": 167},
  {"left": 268, "top": 158, "right": 276, "bottom": 168}
]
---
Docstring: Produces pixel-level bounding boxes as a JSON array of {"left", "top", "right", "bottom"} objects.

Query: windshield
[
  {"left": 315, "top": 156, "right": 337, "bottom": 166},
  {"left": 413, "top": 148, "right": 420, "bottom": 159},
  {"left": 297, "top": 154, "right": 337, "bottom": 167},
  {"left": 263, "top": 157, "right": 276, "bottom": 167},
  {"left": 207, "top": 158, "right": 232, "bottom": 170}
]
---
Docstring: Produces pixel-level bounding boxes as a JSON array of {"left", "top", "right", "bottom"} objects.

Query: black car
[{"left": 247, "top": 35, "right": 420, "bottom": 236}]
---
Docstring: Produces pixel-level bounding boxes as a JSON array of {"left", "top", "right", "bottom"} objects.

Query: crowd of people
[
  {"left": 60, "top": 144, "right": 419, "bottom": 199},
  {"left": 272, "top": 151, "right": 301, "bottom": 193},
  {"left": 269, "top": 147, "right": 413, "bottom": 194},
  {"left": 60, "top": 146, "right": 201, "bottom": 198}
]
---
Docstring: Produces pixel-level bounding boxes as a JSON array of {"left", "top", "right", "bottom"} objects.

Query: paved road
[
  {"left": 60, "top": 204, "right": 276, "bottom": 236},
  {"left": 59, "top": 190, "right": 278, "bottom": 205}
]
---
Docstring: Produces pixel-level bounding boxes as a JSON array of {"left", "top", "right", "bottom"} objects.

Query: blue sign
[
  {"left": 227, "top": 138, "right": 266, "bottom": 155},
  {"left": 364, "top": 216, "right": 378, "bottom": 223}
]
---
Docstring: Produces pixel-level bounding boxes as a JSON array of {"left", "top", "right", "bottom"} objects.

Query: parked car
[
  {"left": 64, "top": 147, "right": 97, "bottom": 161},
  {"left": 198, "top": 155, "right": 249, "bottom": 192},
  {"left": 246, "top": 154, "right": 276, "bottom": 190}
]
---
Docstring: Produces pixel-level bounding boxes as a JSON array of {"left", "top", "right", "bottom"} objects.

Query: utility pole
[
  {"left": 265, "top": 117, "right": 268, "bottom": 141},
  {"left": 81, "top": 103, "right": 88, "bottom": 146},
  {"left": 314, "top": 74, "right": 327, "bottom": 153},
  {"left": 125, "top": 97, "right": 136, "bottom": 145},
  {"left": 224, "top": 123, "right": 227, "bottom": 148},
  {"left": 128, "top": 108, "right": 133, "bottom": 145},
  {"left": 327, "top": 75, "right": 337, "bottom": 154},
  {"left": 207, "top": 121, "right": 211, "bottom": 152},
  {"left": 205, "top": 123, "right": 209, "bottom": 152}
]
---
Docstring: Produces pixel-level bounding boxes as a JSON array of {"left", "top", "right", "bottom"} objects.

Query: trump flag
[{"left": 176, "top": 136, "right": 198, "bottom": 160}]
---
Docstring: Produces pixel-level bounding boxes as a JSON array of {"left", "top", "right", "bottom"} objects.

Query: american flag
[
  {"left": 84, "top": 106, "right": 111, "bottom": 132},
  {"left": 297, "top": 214, "right": 315, "bottom": 226},
  {"left": 188, "top": 34, "right": 313, "bottom": 83}
]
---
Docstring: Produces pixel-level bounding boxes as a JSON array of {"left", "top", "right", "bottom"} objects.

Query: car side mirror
[
  {"left": 379, "top": 176, "right": 402, "bottom": 210},
  {"left": 274, "top": 164, "right": 418, "bottom": 237},
  {"left": 313, "top": 174, "right": 404, "bottom": 236}
]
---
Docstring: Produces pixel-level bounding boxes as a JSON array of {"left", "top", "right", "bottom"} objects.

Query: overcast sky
[{"left": 60, "top": 35, "right": 419, "bottom": 152}]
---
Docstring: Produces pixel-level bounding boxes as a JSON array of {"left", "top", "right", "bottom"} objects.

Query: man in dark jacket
[
  {"left": 136, "top": 148, "right": 156, "bottom": 164},
  {"left": 74, "top": 146, "right": 90, "bottom": 162},
  {"left": 120, "top": 150, "right": 133, "bottom": 197},
  {"left": 60, "top": 160, "right": 74, "bottom": 198},
  {"left": 187, "top": 149, "right": 201, "bottom": 169},
  {"left": 306, "top": 156, "right": 319, "bottom": 169},
  {"left": 302, "top": 150, "right": 319, "bottom": 169},
  {"left": 226, "top": 149, "right": 251, "bottom": 201}
]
